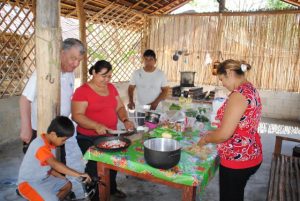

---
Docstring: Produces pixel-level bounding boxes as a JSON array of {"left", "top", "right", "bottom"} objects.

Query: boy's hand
[
  {"left": 80, "top": 173, "right": 91, "bottom": 183},
  {"left": 50, "top": 169, "right": 65, "bottom": 179}
]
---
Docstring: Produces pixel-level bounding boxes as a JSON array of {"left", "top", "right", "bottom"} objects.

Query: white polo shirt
[
  {"left": 22, "top": 71, "right": 75, "bottom": 130},
  {"left": 129, "top": 68, "right": 168, "bottom": 105}
]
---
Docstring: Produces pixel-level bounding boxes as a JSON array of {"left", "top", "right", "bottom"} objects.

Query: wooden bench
[{"left": 267, "top": 136, "right": 300, "bottom": 201}]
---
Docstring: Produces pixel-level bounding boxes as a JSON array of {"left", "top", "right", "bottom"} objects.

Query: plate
[{"left": 93, "top": 136, "right": 131, "bottom": 152}]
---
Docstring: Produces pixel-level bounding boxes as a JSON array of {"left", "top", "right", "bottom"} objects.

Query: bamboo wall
[
  {"left": 84, "top": 2, "right": 147, "bottom": 82},
  {"left": 0, "top": 1, "right": 145, "bottom": 98},
  {"left": 147, "top": 12, "right": 300, "bottom": 92},
  {"left": 0, "top": 1, "right": 35, "bottom": 98},
  {"left": 86, "top": 17, "right": 146, "bottom": 82}
]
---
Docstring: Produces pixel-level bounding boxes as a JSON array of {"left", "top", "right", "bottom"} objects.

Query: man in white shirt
[
  {"left": 128, "top": 49, "right": 169, "bottom": 111},
  {"left": 19, "top": 38, "right": 85, "bottom": 154}
]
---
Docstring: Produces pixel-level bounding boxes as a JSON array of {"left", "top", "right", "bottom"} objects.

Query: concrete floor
[{"left": 0, "top": 118, "right": 299, "bottom": 201}]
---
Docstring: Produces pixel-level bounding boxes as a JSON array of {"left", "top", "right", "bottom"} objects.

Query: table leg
[
  {"left": 182, "top": 186, "right": 196, "bottom": 201},
  {"left": 97, "top": 162, "right": 111, "bottom": 201}
]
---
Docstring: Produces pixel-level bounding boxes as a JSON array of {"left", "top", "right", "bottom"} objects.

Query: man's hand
[
  {"left": 150, "top": 101, "right": 159, "bottom": 110},
  {"left": 19, "top": 95, "right": 33, "bottom": 143},
  {"left": 20, "top": 128, "right": 32, "bottom": 144},
  {"left": 127, "top": 101, "right": 135, "bottom": 110}
]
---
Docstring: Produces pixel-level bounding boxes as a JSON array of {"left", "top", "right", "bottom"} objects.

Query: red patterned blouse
[{"left": 216, "top": 82, "right": 263, "bottom": 169}]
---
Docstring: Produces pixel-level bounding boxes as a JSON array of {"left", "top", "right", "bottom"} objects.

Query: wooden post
[
  {"left": 97, "top": 162, "right": 111, "bottom": 201},
  {"left": 35, "top": 0, "right": 61, "bottom": 134},
  {"left": 141, "top": 15, "right": 149, "bottom": 54},
  {"left": 218, "top": 0, "right": 226, "bottom": 12},
  {"left": 76, "top": 0, "right": 88, "bottom": 84}
]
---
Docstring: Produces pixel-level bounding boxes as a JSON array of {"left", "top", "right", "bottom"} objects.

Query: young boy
[{"left": 18, "top": 116, "right": 91, "bottom": 201}]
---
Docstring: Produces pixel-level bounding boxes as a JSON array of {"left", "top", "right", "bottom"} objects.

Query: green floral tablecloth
[{"left": 84, "top": 124, "right": 220, "bottom": 194}]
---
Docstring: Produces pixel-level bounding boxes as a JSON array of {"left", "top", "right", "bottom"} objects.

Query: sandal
[{"left": 111, "top": 189, "right": 127, "bottom": 198}]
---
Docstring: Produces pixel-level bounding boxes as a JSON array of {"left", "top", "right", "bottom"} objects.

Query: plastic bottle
[
  {"left": 182, "top": 94, "right": 192, "bottom": 109},
  {"left": 178, "top": 92, "right": 186, "bottom": 107}
]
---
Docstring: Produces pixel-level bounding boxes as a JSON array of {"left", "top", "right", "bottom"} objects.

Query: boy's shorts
[{"left": 18, "top": 175, "right": 69, "bottom": 201}]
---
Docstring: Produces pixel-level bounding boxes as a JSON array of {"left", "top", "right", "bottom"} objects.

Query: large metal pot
[{"left": 143, "top": 138, "right": 181, "bottom": 169}]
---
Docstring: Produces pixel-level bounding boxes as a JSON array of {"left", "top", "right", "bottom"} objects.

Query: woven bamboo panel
[
  {"left": 86, "top": 3, "right": 146, "bottom": 82},
  {"left": 0, "top": 0, "right": 35, "bottom": 98},
  {"left": 147, "top": 12, "right": 300, "bottom": 92}
]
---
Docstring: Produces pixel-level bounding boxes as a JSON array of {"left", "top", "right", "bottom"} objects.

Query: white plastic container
[{"left": 210, "top": 97, "right": 226, "bottom": 127}]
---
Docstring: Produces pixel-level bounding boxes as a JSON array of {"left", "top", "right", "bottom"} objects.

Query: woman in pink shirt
[
  {"left": 72, "top": 60, "right": 134, "bottom": 200},
  {"left": 198, "top": 59, "right": 263, "bottom": 201}
]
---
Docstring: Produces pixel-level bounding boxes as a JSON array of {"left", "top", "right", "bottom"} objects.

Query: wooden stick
[{"left": 76, "top": 0, "right": 88, "bottom": 84}]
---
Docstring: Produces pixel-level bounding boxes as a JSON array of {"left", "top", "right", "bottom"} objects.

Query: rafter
[{"left": 281, "top": 0, "right": 300, "bottom": 7}]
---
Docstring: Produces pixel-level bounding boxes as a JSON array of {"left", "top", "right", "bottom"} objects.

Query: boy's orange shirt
[{"left": 35, "top": 134, "right": 56, "bottom": 166}]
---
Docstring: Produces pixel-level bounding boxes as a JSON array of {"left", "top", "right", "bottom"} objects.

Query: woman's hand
[
  {"left": 124, "top": 120, "right": 135, "bottom": 131},
  {"left": 197, "top": 137, "right": 207, "bottom": 148},
  {"left": 197, "top": 131, "right": 211, "bottom": 147},
  {"left": 94, "top": 124, "right": 108, "bottom": 135}
]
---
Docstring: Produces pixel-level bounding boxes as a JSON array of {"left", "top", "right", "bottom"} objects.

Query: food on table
[
  {"left": 175, "top": 121, "right": 184, "bottom": 132},
  {"left": 198, "top": 107, "right": 207, "bottom": 114},
  {"left": 162, "top": 132, "right": 172, "bottom": 139},
  {"left": 196, "top": 114, "right": 209, "bottom": 122},
  {"left": 185, "top": 143, "right": 212, "bottom": 160},
  {"left": 98, "top": 140, "right": 127, "bottom": 149},
  {"left": 185, "top": 109, "right": 198, "bottom": 117},
  {"left": 161, "top": 124, "right": 169, "bottom": 129},
  {"left": 169, "top": 103, "right": 182, "bottom": 110}
]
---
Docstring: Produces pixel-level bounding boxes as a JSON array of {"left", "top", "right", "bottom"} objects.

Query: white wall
[
  {"left": 0, "top": 96, "right": 20, "bottom": 144},
  {"left": 259, "top": 90, "right": 300, "bottom": 121}
]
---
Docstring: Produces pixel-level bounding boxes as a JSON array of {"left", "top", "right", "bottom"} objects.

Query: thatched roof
[
  {"left": 9, "top": 0, "right": 191, "bottom": 18},
  {"left": 7, "top": 0, "right": 190, "bottom": 29},
  {"left": 60, "top": 0, "right": 191, "bottom": 16}
]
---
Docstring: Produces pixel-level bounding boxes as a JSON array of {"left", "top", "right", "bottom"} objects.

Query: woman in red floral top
[{"left": 198, "top": 59, "right": 262, "bottom": 201}]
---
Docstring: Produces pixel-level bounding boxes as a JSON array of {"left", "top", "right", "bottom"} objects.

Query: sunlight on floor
[{"left": 258, "top": 122, "right": 300, "bottom": 135}]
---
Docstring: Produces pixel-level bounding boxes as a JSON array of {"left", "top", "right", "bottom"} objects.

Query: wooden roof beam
[
  {"left": 140, "top": 0, "right": 164, "bottom": 12},
  {"left": 150, "top": 0, "right": 190, "bottom": 14},
  {"left": 88, "top": 2, "right": 116, "bottom": 22},
  {"left": 130, "top": 0, "right": 145, "bottom": 9},
  {"left": 163, "top": 0, "right": 191, "bottom": 14},
  {"left": 65, "top": 0, "right": 91, "bottom": 18},
  {"left": 281, "top": 0, "right": 300, "bottom": 7}
]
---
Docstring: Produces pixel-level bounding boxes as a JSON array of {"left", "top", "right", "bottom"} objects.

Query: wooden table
[
  {"left": 97, "top": 162, "right": 197, "bottom": 201},
  {"left": 84, "top": 127, "right": 219, "bottom": 201}
]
